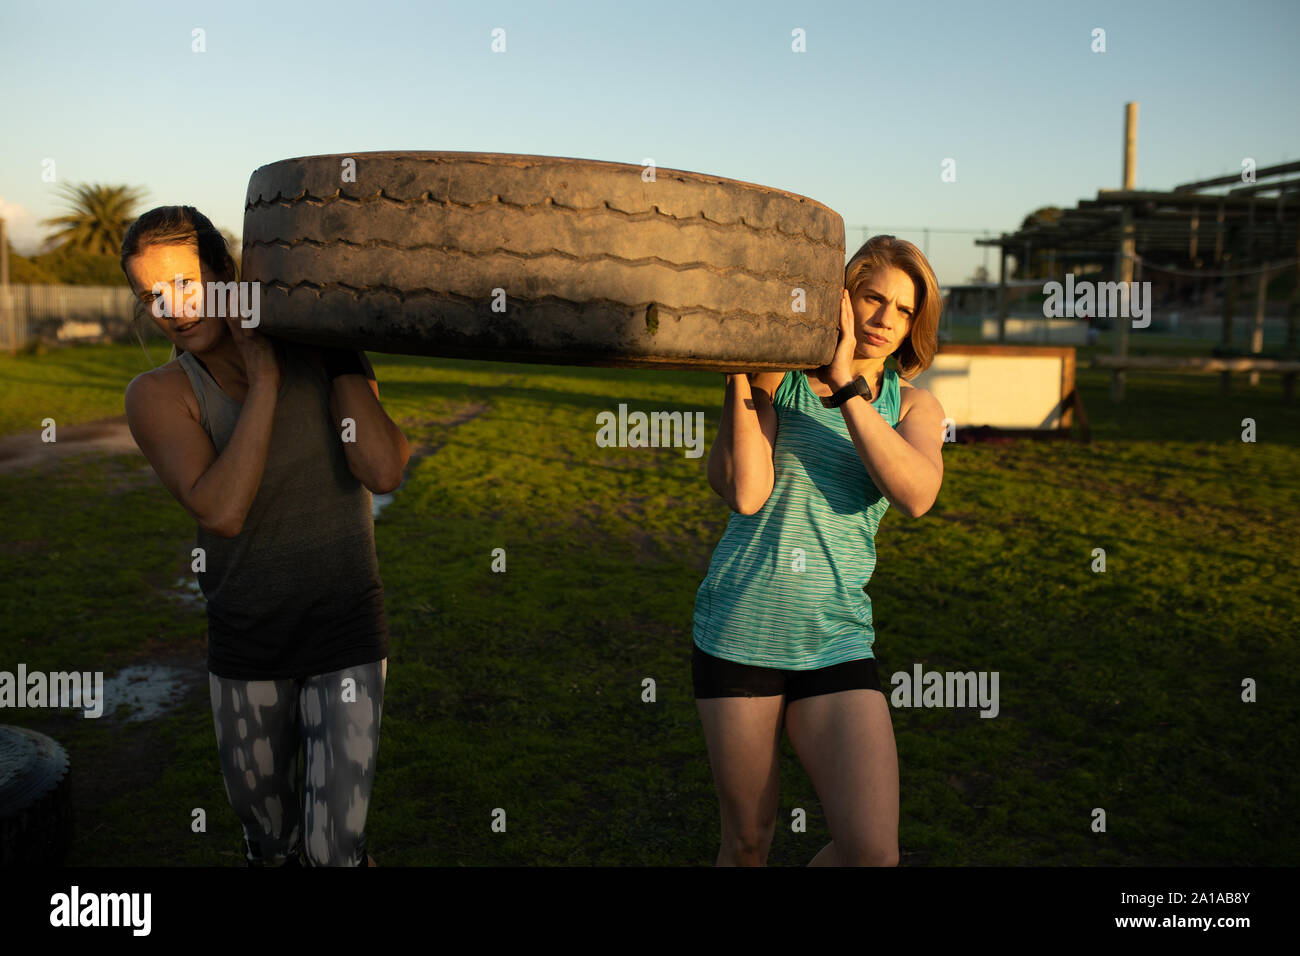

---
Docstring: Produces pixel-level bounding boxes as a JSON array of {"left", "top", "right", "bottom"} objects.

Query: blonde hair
[
  {"left": 844, "top": 235, "right": 940, "bottom": 378},
  {"left": 119, "top": 205, "right": 239, "bottom": 367}
]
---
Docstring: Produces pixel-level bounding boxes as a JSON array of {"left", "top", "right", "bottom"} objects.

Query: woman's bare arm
[
  {"left": 305, "top": 348, "right": 410, "bottom": 494},
  {"left": 705, "top": 371, "right": 784, "bottom": 514},
  {"left": 815, "top": 287, "right": 945, "bottom": 517},
  {"left": 124, "top": 369, "right": 279, "bottom": 538},
  {"left": 838, "top": 386, "right": 945, "bottom": 518}
]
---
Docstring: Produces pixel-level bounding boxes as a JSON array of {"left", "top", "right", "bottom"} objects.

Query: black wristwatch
[{"left": 820, "top": 375, "right": 874, "bottom": 408}]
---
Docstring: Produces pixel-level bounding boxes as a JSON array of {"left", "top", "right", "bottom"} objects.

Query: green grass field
[{"left": 1, "top": 340, "right": 1297, "bottom": 865}]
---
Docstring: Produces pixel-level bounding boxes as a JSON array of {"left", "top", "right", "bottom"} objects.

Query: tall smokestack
[{"left": 1123, "top": 102, "right": 1138, "bottom": 189}]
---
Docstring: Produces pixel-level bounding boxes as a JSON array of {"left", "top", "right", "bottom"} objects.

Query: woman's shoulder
[
  {"left": 896, "top": 374, "right": 943, "bottom": 422},
  {"left": 124, "top": 357, "right": 203, "bottom": 428},
  {"left": 126, "top": 355, "right": 189, "bottom": 397}
]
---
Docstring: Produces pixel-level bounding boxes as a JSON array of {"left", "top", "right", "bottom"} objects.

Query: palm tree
[{"left": 40, "top": 183, "right": 147, "bottom": 255}]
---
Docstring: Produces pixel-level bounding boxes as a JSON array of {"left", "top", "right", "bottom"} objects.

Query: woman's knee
[
  {"left": 302, "top": 803, "right": 369, "bottom": 866},
  {"left": 721, "top": 810, "right": 778, "bottom": 858}
]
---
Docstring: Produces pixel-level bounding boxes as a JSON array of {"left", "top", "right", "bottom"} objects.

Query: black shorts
[{"left": 692, "top": 643, "right": 883, "bottom": 703}]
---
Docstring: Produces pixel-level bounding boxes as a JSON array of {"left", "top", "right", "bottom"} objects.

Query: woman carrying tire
[
  {"left": 694, "top": 234, "right": 946, "bottom": 866},
  {"left": 120, "top": 206, "right": 410, "bottom": 867}
]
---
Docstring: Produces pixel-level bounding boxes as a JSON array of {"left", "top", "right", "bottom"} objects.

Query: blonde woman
[{"left": 694, "top": 235, "right": 946, "bottom": 866}]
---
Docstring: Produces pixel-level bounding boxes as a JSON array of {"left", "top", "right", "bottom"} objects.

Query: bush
[
  {"left": 4, "top": 244, "right": 59, "bottom": 283},
  {"left": 23, "top": 246, "right": 127, "bottom": 286}
]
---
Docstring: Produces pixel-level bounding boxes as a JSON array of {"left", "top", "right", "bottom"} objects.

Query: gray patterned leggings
[{"left": 207, "top": 659, "right": 387, "bottom": 867}]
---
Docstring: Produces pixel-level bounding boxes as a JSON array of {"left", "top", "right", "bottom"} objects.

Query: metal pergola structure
[{"left": 975, "top": 133, "right": 1300, "bottom": 400}]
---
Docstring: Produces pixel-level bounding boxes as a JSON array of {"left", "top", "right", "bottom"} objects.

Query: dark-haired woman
[
  {"left": 120, "top": 206, "right": 409, "bottom": 866},
  {"left": 694, "top": 235, "right": 947, "bottom": 866}
]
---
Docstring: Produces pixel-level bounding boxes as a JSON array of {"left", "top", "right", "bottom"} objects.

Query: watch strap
[{"left": 820, "top": 375, "right": 873, "bottom": 408}]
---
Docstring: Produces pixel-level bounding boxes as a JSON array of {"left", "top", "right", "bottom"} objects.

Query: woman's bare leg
[
  {"left": 695, "top": 695, "right": 786, "bottom": 866},
  {"left": 784, "top": 688, "right": 899, "bottom": 866}
]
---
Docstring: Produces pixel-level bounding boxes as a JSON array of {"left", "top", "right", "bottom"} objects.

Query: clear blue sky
[{"left": 2, "top": 0, "right": 1296, "bottom": 284}]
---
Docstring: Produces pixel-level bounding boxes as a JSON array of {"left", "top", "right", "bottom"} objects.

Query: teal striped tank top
[{"left": 693, "top": 363, "right": 902, "bottom": 669}]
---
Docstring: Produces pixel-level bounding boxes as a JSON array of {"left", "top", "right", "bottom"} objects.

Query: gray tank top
[{"left": 176, "top": 343, "right": 387, "bottom": 680}]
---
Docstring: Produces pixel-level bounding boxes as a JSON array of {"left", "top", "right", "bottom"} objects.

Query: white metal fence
[{"left": 0, "top": 284, "right": 148, "bottom": 351}]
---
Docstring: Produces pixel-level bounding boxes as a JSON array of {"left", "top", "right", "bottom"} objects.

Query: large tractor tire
[
  {"left": 0, "top": 725, "right": 72, "bottom": 865},
  {"left": 241, "top": 152, "right": 844, "bottom": 371}
]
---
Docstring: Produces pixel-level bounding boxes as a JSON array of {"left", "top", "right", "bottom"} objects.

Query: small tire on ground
[
  {"left": 0, "top": 725, "right": 72, "bottom": 865},
  {"left": 241, "top": 152, "right": 845, "bottom": 371}
]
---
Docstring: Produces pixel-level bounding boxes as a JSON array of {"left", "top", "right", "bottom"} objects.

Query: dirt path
[
  {"left": 0, "top": 402, "right": 498, "bottom": 476},
  {"left": 0, "top": 415, "right": 141, "bottom": 475}
]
